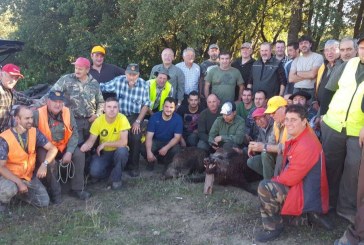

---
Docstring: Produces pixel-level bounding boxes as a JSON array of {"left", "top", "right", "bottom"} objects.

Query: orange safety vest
[
  {"left": 37, "top": 106, "right": 72, "bottom": 152},
  {"left": 0, "top": 127, "right": 36, "bottom": 181}
]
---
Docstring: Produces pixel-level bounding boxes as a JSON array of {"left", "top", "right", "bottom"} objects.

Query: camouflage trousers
[
  {"left": 0, "top": 176, "right": 49, "bottom": 207},
  {"left": 258, "top": 179, "right": 289, "bottom": 231}
]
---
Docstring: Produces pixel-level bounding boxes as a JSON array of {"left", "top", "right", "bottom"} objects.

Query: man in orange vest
[
  {"left": 33, "top": 91, "right": 91, "bottom": 203},
  {"left": 0, "top": 106, "right": 57, "bottom": 213}
]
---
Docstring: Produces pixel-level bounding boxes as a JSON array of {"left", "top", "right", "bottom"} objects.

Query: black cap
[
  {"left": 154, "top": 67, "right": 170, "bottom": 79},
  {"left": 126, "top": 63, "right": 139, "bottom": 74},
  {"left": 289, "top": 91, "right": 311, "bottom": 101},
  {"left": 49, "top": 91, "right": 64, "bottom": 101}
]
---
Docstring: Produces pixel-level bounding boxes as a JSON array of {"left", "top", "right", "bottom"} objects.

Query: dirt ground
[{"left": 0, "top": 161, "right": 349, "bottom": 245}]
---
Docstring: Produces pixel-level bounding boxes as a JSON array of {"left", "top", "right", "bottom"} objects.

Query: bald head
[{"left": 207, "top": 93, "right": 220, "bottom": 113}]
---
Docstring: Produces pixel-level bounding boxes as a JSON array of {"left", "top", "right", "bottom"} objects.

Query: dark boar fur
[
  {"left": 163, "top": 147, "right": 208, "bottom": 179},
  {"left": 204, "top": 148, "right": 262, "bottom": 195}
]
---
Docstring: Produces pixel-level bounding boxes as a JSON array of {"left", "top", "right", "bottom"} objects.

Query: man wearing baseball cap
[
  {"left": 199, "top": 44, "right": 220, "bottom": 100},
  {"left": 232, "top": 42, "right": 256, "bottom": 90},
  {"left": 0, "top": 64, "right": 34, "bottom": 133}
]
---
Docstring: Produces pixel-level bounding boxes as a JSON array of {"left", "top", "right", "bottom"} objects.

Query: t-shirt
[
  {"left": 290, "top": 52, "right": 324, "bottom": 89},
  {"left": 89, "top": 113, "right": 131, "bottom": 151},
  {"left": 147, "top": 112, "right": 183, "bottom": 142},
  {"left": 176, "top": 104, "right": 204, "bottom": 133},
  {"left": 205, "top": 66, "right": 244, "bottom": 102}
]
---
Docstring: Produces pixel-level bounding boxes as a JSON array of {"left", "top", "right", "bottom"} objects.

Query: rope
[{"left": 57, "top": 159, "right": 75, "bottom": 184}]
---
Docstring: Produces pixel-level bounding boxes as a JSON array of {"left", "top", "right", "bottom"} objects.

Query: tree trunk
[
  {"left": 354, "top": 0, "right": 364, "bottom": 37},
  {"left": 331, "top": 0, "right": 344, "bottom": 39},
  {"left": 287, "top": 0, "right": 304, "bottom": 43}
]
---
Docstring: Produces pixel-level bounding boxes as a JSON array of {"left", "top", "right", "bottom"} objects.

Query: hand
[
  {"left": 214, "top": 136, "right": 222, "bottom": 143},
  {"left": 96, "top": 143, "right": 105, "bottom": 156},
  {"left": 62, "top": 152, "right": 72, "bottom": 164},
  {"left": 88, "top": 114, "right": 98, "bottom": 123},
  {"left": 211, "top": 142, "right": 219, "bottom": 150},
  {"left": 80, "top": 143, "right": 91, "bottom": 152},
  {"left": 132, "top": 122, "right": 141, "bottom": 134},
  {"left": 312, "top": 101, "right": 320, "bottom": 111},
  {"left": 180, "top": 138, "right": 186, "bottom": 148},
  {"left": 359, "top": 127, "right": 364, "bottom": 147},
  {"left": 245, "top": 134, "right": 253, "bottom": 143},
  {"left": 147, "top": 152, "right": 157, "bottom": 163},
  {"left": 17, "top": 181, "right": 28, "bottom": 193},
  {"left": 158, "top": 146, "right": 169, "bottom": 156},
  {"left": 232, "top": 147, "right": 243, "bottom": 154},
  {"left": 248, "top": 141, "right": 264, "bottom": 152},
  {"left": 314, "top": 117, "right": 321, "bottom": 131},
  {"left": 247, "top": 146, "right": 255, "bottom": 158},
  {"left": 36, "top": 164, "right": 47, "bottom": 179}
]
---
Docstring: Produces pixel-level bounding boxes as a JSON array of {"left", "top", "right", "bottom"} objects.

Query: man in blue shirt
[{"left": 142, "top": 97, "right": 183, "bottom": 170}]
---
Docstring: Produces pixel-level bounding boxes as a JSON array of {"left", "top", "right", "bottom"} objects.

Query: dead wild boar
[{"left": 204, "top": 148, "right": 261, "bottom": 195}]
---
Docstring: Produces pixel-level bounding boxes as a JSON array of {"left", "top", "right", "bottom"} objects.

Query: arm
[
  {"left": 197, "top": 111, "right": 209, "bottom": 142},
  {"left": 65, "top": 112, "right": 79, "bottom": 154},
  {"left": 177, "top": 69, "right": 185, "bottom": 103},
  {"left": 96, "top": 130, "right": 128, "bottom": 155},
  {"left": 204, "top": 82, "right": 211, "bottom": 99},
  {"left": 80, "top": 134, "right": 98, "bottom": 152},
  {"left": 238, "top": 84, "right": 245, "bottom": 101},
  {"left": 277, "top": 63, "right": 287, "bottom": 96},
  {"left": 94, "top": 84, "right": 105, "bottom": 118},
  {"left": 296, "top": 66, "right": 320, "bottom": 79},
  {"left": 145, "top": 131, "right": 156, "bottom": 162},
  {"left": 220, "top": 120, "right": 245, "bottom": 145},
  {"left": 0, "top": 160, "right": 28, "bottom": 193},
  {"left": 37, "top": 142, "right": 58, "bottom": 178},
  {"left": 132, "top": 105, "right": 149, "bottom": 134},
  {"left": 208, "top": 119, "right": 219, "bottom": 144}
]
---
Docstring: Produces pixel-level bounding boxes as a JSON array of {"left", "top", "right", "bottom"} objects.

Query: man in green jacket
[{"left": 208, "top": 101, "right": 245, "bottom": 150}]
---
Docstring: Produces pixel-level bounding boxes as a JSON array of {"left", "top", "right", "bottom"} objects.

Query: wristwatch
[
  {"left": 43, "top": 160, "right": 49, "bottom": 166},
  {"left": 263, "top": 144, "right": 268, "bottom": 152},
  {"left": 135, "top": 119, "right": 141, "bottom": 124}
]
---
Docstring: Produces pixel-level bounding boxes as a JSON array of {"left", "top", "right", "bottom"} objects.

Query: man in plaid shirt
[{"left": 100, "top": 64, "right": 150, "bottom": 177}]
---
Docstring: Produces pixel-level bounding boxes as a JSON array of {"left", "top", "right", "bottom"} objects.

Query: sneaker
[
  {"left": 70, "top": 190, "right": 92, "bottom": 200},
  {"left": 337, "top": 211, "right": 355, "bottom": 224},
  {"left": 308, "top": 212, "right": 334, "bottom": 230},
  {"left": 111, "top": 181, "right": 122, "bottom": 190},
  {"left": 254, "top": 227, "right": 283, "bottom": 242},
  {"left": 334, "top": 235, "right": 352, "bottom": 245}
]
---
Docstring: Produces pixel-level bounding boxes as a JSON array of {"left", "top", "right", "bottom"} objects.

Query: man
[
  {"left": 80, "top": 97, "right": 130, "bottom": 190},
  {"left": 177, "top": 91, "right": 203, "bottom": 147},
  {"left": 199, "top": 44, "right": 220, "bottom": 98},
  {"left": 208, "top": 101, "right": 245, "bottom": 150},
  {"left": 249, "top": 42, "right": 287, "bottom": 99},
  {"left": 245, "top": 90, "right": 267, "bottom": 142},
  {"left": 236, "top": 88, "right": 255, "bottom": 123},
  {"left": 142, "top": 97, "right": 182, "bottom": 169},
  {"left": 0, "top": 64, "right": 34, "bottom": 133},
  {"left": 289, "top": 91, "right": 317, "bottom": 122},
  {"left": 321, "top": 36, "right": 364, "bottom": 223},
  {"left": 150, "top": 48, "right": 185, "bottom": 106},
  {"left": 197, "top": 93, "right": 221, "bottom": 152},
  {"left": 41, "top": 57, "right": 105, "bottom": 145},
  {"left": 254, "top": 104, "right": 329, "bottom": 242},
  {"left": 176, "top": 47, "right": 200, "bottom": 102},
  {"left": 148, "top": 67, "right": 173, "bottom": 114},
  {"left": 100, "top": 64, "right": 150, "bottom": 177},
  {"left": 0, "top": 106, "right": 57, "bottom": 211},
  {"left": 289, "top": 35, "right": 324, "bottom": 100},
  {"left": 204, "top": 51, "right": 245, "bottom": 103},
  {"left": 339, "top": 37, "right": 358, "bottom": 62},
  {"left": 274, "top": 40, "right": 289, "bottom": 65},
  {"left": 33, "top": 91, "right": 91, "bottom": 202},
  {"left": 315, "top": 39, "right": 342, "bottom": 117},
  {"left": 89, "top": 45, "right": 125, "bottom": 100},
  {"left": 232, "top": 42, "right": 256, "bottom": 96},
  {"left": 284, "top": 42, "right": 300, "bottom": 95}
]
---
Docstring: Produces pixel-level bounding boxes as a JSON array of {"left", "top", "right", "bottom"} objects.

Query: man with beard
[
  {"left": 148, "top": 68, "right": 173, "bottom": 114},
  {"left": 199, "top": 44, "right": 220, "bottom": 99}
]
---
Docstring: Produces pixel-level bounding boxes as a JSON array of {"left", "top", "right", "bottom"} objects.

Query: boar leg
[{"left": 204, "top": 174, "right": 214, "bottom": 195}]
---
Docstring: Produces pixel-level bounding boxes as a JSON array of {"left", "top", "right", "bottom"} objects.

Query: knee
[
  {"left": 115, "top": 147, "right": 129, "bottom": 158},
  {"left": 37, "top": 195, "right": 50, "bottom": 208},
  {"left": 0, "top": 180, "right": 18, "bottom": 203},
  {"left": 257, "top": 179, "right": 271, "bottom": 197}
]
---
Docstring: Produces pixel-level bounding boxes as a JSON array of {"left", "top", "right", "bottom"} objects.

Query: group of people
[{"left": 0, "top": 34, "right": 363, "bottom": 244}]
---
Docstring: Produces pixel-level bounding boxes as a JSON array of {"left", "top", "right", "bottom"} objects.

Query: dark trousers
[
  {"left": 141, "top": 140, "right": 181, "bottom": 165},
  {"left": 126, "top": 114, "right": 142, "bottom": 171}
]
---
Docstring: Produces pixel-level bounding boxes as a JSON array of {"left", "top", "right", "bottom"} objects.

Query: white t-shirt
[{"left": 291, "top": 52, "right": 324, "bottom": 89}]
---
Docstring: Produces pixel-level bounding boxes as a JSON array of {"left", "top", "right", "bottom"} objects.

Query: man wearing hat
[
  {"left": 0, "top": 64, "right": 34, "bottom": 133},
  {"left": 147, "top": 67, "right": 173, "bottom": 114},
  {"left": 208, "top": 101, "right": 245, "bottom": 150},
  {"left": 289, "top": 90, "right": 317, "bottom": 122},
  {"left": 100, "top": 63, "right": 150, "bottom": 177},
  {"left": 321, "top": 36, "right": 364, "bottom": 225},
  {"left": 33, "top": 91, "right": 91, "bottom": 202},
  {"left": 232, "top": 42, "right": 256, "bottom": 89},
  {"left": 41, "top": 57, "right": 105, "bottom": 147},
  {"left": 89, "top": 45, "right": 125, "bottom": 100},
  {"left": 199, "top": 44, "right": 220, "bottom": 99}
]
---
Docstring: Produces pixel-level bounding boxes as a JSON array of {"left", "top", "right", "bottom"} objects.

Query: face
[
  {"left": 222, "top": 111, "right": 236, "bottom": 123},
  {"left": 242, "top": 90, "right": 253, "bottom": 104},
  {"left": 91, "top": 52, "right": 105, "bottom": 67},
  {"left": 16, "top": 108, "right": 33, "bottom": 130},
  {"left": 206, "top": 94, "right": 220, "bottom": 112},
  {"left": 126, "top": 72, "right": 140, "bottom": 85},
  {"left": 324, "top": 44, "right": 340, "bottom": 63},
  {"left": 241, "top": 47, "right": 253, "bottom": 59},
  {"left": 163, "top": 101, "right": 176, "bottom": 118},
  {"left": 208, "top": 48, "right": 220, "bottom": 60},
  {"left": 299, "top": 40, "right": 312, "bottom": 54},
  {"left": 156, "top": 73, "right": 168, "bottom": 87},
  {"left": 104, "top": 101, "right": 119, "bottom": 118},
  {"left": 188, "top": 95, "right": 199, "bottom": 109},
  {"left": 254, "top": 92, "right": 267, "bottom": 108},
  {"left": 260, "top": 44, "right": 272, "bottom": 62},
  {"left": 287, "top": 46, "right": 299, "bottom": 59},
  {"left": 161, "top": 49, "right": 175, "bottom": 65},
  {"left": 1, "top": 72, "right": 20, "bottom": 89},
  {"left": 183, "top": 50, "right": 195, "bottom": 66},
  {"left": 270, "top": 106, "right": 286, "bottom": 124},
  {"left": 219, "top": 54, "right": 231, "bottom": 69},
  {"left": 340, "top": 40, "right": 357, "bottom": 61},
  {"left": 254, "top": 115, "right": 269, "bottom": 129},
  {"left": 292, "top": 95, "right": 307, "bottom": 106},
  {"left": 284, "top": 112, "right": 307, "bottom": 137},
  {"left": 74, "top": 65, "right": 89, "bottom": 80},
  {"left": 47, "top": 99, "right": 64, "bottom": 115},
  {"left": 275, "top": 43, "right": 286, "bottom": 57}
]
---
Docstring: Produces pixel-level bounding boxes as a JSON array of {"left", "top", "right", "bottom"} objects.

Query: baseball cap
[
  {"left": 209, "top": 44, "right": 219, "bottom": 50},
  {"left": 289, "top": 91, "right": 311, "bottom": 101},
  {"left": 48, "top": 91, "right": 64, "bottom": 101},
  {"left": 252, "top": 108, "right": 266, "bottom": 118},
  {"left": 220, "top": 101, "right": 236, "bottom": 115},
  {"left": 241, "top": 42, "right": 252, "bottom": 49},
  {"left": 72, "top": 57, "right": 91, "bottom": 68},
  {"left": 91, "top": 45, "right": 106, "bottom": 55},
  {"left": 2, "top": 64, "right": 24, "bottom": 78},
  {"left": 126, "top": 63, "right": 140, "bottom": 74},
  {"left": 154, "top": 67, "right": 170, "bottom": 79},
  {"left": 265, "top": 96, "right": 288, "bottom": 114}
]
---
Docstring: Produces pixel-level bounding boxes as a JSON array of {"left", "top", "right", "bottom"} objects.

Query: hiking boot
[
  {"left": 111, "top": 181, "right": 122, "bottom": 190},
  {"left": 254, "top": 227, "right": 283, "bottom": 242},
  {"left": 146, "top": 163, "right": 155, "bottom": 171},
  {"left": 70, "top": 190, "right": 92, "bottom": 200},
  {"left": 308, "top": 212, "right": 334, "bottom": 230},
  {"left": 337, "top": 211, "right": 355, "bottom": 224},
  {"left": 51, "top": 195, "right": 62, "bottom": 205}
]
